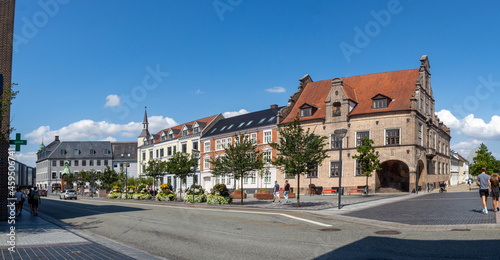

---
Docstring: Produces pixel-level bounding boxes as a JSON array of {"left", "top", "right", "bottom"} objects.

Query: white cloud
[
  {"left": 105, "top": 94, "right": 122, "bottom": 107},
  {"left": 25, "top": 116, "right": 178, "bottom": 144},
  {"left": 223, "top": 109, "right": 249, "bottom": 118},
  {"left": 450, "top": 139, "right": 483, "bottom": 158},
  {"left": 436, "top": 109, "right": 500, "bottom": 139},
  {"left": 15, "top": 152, "right": 37, "bottom": 167},
  {"left": 266, "top": 86, "right": 286, "bottom": 93},
  {"left": 195, "top": 89, "right": 204, "bottom": 95}
]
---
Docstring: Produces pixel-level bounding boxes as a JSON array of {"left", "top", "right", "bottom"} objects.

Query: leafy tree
[
  {"left": 144, "top": 159, "right": 167, "bottom": 195},
  {"left": 351, "top": 137, "right": 381, "bottom": 195},
  {"left": 271, "top": 117, "right": 329, "bottom": 207},
  {"left": 1, "top": 83, "right": 19, "bottom": 139},
  {"left": 470, "top": 143, "right": 499, "bottom": 175},
  {"left": 98, "top": 166, "right": 120, "bottom": 190},
  {"left": 211, "top": 134, "right": 263, "bottom": 205},
  {"left": 75, "top": 170, "right": 93, "bottom": 195},
  {"left": 165, "top": 152, "right": 195, "bottom": 201}
]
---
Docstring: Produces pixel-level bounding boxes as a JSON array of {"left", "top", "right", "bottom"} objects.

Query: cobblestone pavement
[
  {"left": 343, "top": 190, "right": 498, "bottom": 225},
  {"left": 0, "top": 208, "right": 162, "bottom": 260}
]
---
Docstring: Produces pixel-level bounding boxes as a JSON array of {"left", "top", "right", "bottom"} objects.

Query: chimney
[
  {"left": 55, "top": 136, "right": 60, "bottom": 142},
  {"left": 270, "top": 104, "right": 278, "bottom": 109}
]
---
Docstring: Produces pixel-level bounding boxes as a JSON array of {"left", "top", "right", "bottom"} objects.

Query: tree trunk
[
  {"left": 297, "top": 174, "right": 300, "bottom": 207},
  {"left": 240, "top": 176, "right": 244, "bottom": 205}
]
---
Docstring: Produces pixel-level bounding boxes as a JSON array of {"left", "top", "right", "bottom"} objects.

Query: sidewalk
[{"left": 0, "top": 207, "right": 165, "bottom": 260}]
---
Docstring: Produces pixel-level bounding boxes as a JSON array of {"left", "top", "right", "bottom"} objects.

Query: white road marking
[{"left": 46, "top": 197, "right": 333, "bottom": 227}]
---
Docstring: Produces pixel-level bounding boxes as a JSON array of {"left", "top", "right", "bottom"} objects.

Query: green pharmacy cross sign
[{"left": 10, "top": 133, "right": 27, "bottom": 152}]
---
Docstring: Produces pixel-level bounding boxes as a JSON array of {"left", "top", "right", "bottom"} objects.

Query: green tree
[
  {"left": 98, "top": 166, "right": 120, "bottom": 190},
  {"left": 470, "top": 143, "right": 499, "bottom": 175},
  {"left": 270, "top": 117, "right": 329, "bottom": 207},
  {"left": 144, "top": 159, "right": 167, "bottom": 195},
  {"left": 165, "top": 152, "right": 194, "bottom": 201},
  {"left": 351, "top": 137, "right": 381, "bottom": 195},
  {"left": 76, "top": 170, "right": 93, "bottom": 195},
  {"left": 211, "top": 134, "right": 263, "bottom": 205},
  {"left": 1, "top": 83, "right": 19, "bottom": 139}
]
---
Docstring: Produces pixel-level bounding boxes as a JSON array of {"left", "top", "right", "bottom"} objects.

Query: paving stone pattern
[{"left": 343, "top": 192, "right": 496, "bottom": 225}]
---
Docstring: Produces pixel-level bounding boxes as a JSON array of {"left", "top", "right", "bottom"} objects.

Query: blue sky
[{"left": 11, "top": 0, "right": 500, "bottom": 166}]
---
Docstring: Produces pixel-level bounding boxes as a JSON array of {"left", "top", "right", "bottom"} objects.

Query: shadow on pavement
[{"left": 315, "top": 237, "right": 500, "bottom": 260}]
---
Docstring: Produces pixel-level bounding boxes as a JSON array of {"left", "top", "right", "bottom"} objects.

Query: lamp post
[
  {"left": 334, "top": 128, "right": 348, "bottom": 210},
  {"left": 115, "top": 163, "right": 130, "bottom": 199},
  {"left": 191, "top": 149, "right": 200, "bottom": 203}
]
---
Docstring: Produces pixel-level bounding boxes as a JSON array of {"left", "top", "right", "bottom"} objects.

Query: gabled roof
[
  {"left": 151, "top": 114, "right": 220, "bottom": 144},
  {"left": 203, "top": 106, "right": 283, "bottom": 139},
  {"left": 111, "top": 142, "right": 137, "bottom": 162},
  {"left": 281, "top": 69, "right": 420, "bottom": 124},
  {"left": 38, "top": 141, "right": 113, "bottom": 161}
]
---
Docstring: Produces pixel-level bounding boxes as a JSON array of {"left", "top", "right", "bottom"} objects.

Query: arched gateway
[{"left": 376, "top": 160, "right": 410, "bottom": 192}]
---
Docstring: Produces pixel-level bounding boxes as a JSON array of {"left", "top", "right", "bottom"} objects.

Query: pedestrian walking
[
  {"left": 273, "top": 181, "right": 280, "bottom": 203},
  {"left": 30, "top": 187, "right": 41, "bottom": 216},
  {"left": 477, "top": 167, "right": 491, "bottom": 214},
  {"left": 490, "top": 173, "right": 499, "bottom": 212},
  {"left": 14, "top": 188, "right": 24, "bottom": 217},
  {"left": 284, "top": 180, "right": 290, "bottom": 203}
]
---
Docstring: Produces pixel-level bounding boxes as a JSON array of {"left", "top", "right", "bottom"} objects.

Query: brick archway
[{"left": 376, "top": 160, "right": 410, "bottom": 192}]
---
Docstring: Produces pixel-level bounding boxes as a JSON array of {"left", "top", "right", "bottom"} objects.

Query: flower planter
[
  {"left": 230, "top": 190, "right": 247, "bottom": 199},
  {"left": 254, "top": 190, "right": 273, "bottom": 200}
]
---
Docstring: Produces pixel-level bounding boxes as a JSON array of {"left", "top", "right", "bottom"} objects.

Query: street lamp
[
  {"left": 115, "top": 163, "right": 130, "bottom": 199},
  {"left": 334, "top": 128, "right": 348, "bottom": 210},
  {"left": 191, "top": 149, "right": 200, "bottom": 203}
]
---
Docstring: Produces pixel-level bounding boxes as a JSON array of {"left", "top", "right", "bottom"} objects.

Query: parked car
[
  {"left": 59, "top": 189, "right": 78, "bottom": 200},
  {"left": 39, "top": 189, "right": 47, "bottom": 197}
]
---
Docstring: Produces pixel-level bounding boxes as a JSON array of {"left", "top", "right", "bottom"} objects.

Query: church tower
[{"left": 138, "top": 107, "right": 150, "bottom": 145}]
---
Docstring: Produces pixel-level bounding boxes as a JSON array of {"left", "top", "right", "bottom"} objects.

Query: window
[
  {"left": 156, "top": 149, "right": 159, "bottom": 158},
  {"left": 74, "top": 149, "right": 80, "bottom": 155},
  {"left": 193, "top": 127, "right": 199, "bottom": 134},
  {"left": 386, "top": 129, "right": 400, "bottom": 145},
  {"left": 356, "top": 160, "right": 363, "bottom": 176},
  {"left": 251, "top": 133, "right": 257, "bottom": 144},
  {"left": 251, "top": 173, "right": 256, "bottom": 184},
  {"left": 181, "top": 142, "right": 187, "bottom": 153},
  {"left": 173, "top": 146, "right": 177, "bottom": 153},
  {"left": 90, "top": 149, "right": 97, "bottom": 155},
  {"left": 104, "top": 149, "right": 111, "bottom": 155},
  {"left": 82, "top": 160, "right": 86, "bottom": 166},
  {"left": 221, "top": 175, "right": 225, "bottom": 184},
  {"left": 89, "top": 160, "right": 94, "bottom": 166},
  {"left": 161, "top": 135, "right": 166, "bottom": 142},
  {"left": 52, "top": 161, "right": 56, "bottom": 167},
  {"left": 332, "top": 102, "right": 341, "bottom": 116},
  {"left": 420, "top": 98, "right": 423, "bottom": 109},
  {"left": 227, "top": 175, "right": 231, "bottom": 185},
  {"left": 418, "top": 123, "right": 423, "bottom": 146},
  {"left": 301, "top": 107, "right": 311, "bottom": 117},
  {"left": 104, "top": 160, "right": 108, "bottom": 166},
  {"left": 60, "top": 149, "right": 67, "bottom": 155},
  {"left": 227, "top": 138, "right": 232, "bottom": 147},
  {"left": 268, "top": 116, "right": 276, "bottom": 122},
  {"left": 97, "top": 160, "right": 101, "bottom": 166},
  {"left": 238, "top": 122, "right": 245, "bottom": 128},
  {"left": 244, "top": 175, "right": 248, "bottom": 184},
  {"left": 167, "top": 147, "right": 172, "bottom": 156},
  {"left": 183, "top": 130, "right": 188, "bottom": 136},
  {"left": 74, "top": 160, "right": 79, "bottom": 166},
  {"left": 221, "top": 126, "right": 227, "bottom": 131},
  {"left": 372, "top": 98, "right": 387, "bottom": 109},
  {"left": 307, "top": 165, "right": 318, "bottom": 178},
  {"left": 258, "top": 118, "right": 266, "bottom": 124},
  {"left": 160, "top": 148, "right": 164, "bottom": 157},
  {"left": 227, "top": 124, "right": 234, "bottom": 130},
  {"left": 330, "top": 161, "right": 339, "bottom": 177},
  {"left": 235, "top": 136, "right": 240, "bottom": 144},
  {"left": 142, "top": 152, "right": 146, "bottom": 161},
  {"left": 263, "top": 131, "right": 272, "bottom": 144},
  {"left": 264, "top": 172, "right": 271, "bottom": 183},
  {"left": 216, "top": 140, "right": 221, "bottom": 151},
  {"left": 204, "top": 141, "right": 210, "bottom": 152},
  {"left": 438, "top": 162, "right": 441, "bottom": 174},
  {"left": 204, "top": 158, "right": 210, "bottom": 170},
  {"left": 331, "top": 134, "right": 341, "bottom": 149},
  {"left": 149, "top": 150, "right": 153, "bottom": 159},
  {"left": 60, "top": 160, "right": 64, "bottom": 166},
  {"left": 246, "top": 121, "right": 253, "bottom": 126},
  {"left": 169, "top": 133, "right": 174, "bottom": 139},
  {"left": 215, "top": 176, "right": 220, "bottom": 185},
  {"left": 192, "top": 141, "right": 198, "bottom": 151},
  {"left": 438, "top": 141, "right": 441, "bottom": 153},
  {"left": 221, "top": 139, "right": 226, "bottom": 149},
  {"left": 52, "top": 172, "right": 57, "bottom": 179},
  {"left": 356, "top": 131, "right": 369, "bottom": 146},
  {"left": 263, "top": 150, "right": 272, "bottom": 163},
  {"left": 426, "top": 103, "right": 429, "bottom": 114}
]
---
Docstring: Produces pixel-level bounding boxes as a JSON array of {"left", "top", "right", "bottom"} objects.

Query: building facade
[
  {"left": 200, "top": 105, "right": 282, "bottom": 193},
  {"left": 36, "top": 136, "right": 137, "bottom": 194},
  {"left": 277, "top": 55, "right": 451, "bottom": 194},
  {"left": 112, "top": 142, "right": 138, "bottom": 178},
  {"left": 450, "top": 151, "right": 469, "bottom": 186},
  {"left": 137, "top": 109, "right": 222, "bottom": 191},
  {"left": 13, "top": 160, "right": 36, "bottom": 189}
]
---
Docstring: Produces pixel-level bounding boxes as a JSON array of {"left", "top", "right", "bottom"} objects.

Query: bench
[
  {"left": 348, "top": 188, "right": 365, "bottom": 195},
  {"left": 322, "top": 189, "right": 338, "bottom": 195}
]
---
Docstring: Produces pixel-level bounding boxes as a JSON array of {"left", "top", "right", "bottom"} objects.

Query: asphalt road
[{"left": 38, "top": 196, "right": 500, "bottom": 260}]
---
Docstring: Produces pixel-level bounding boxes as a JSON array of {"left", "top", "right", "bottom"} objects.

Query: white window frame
[
  {"left": 204, "top": 141, "right": 210, "bottom": 152},
  {"left": 221, "top": 138, "right": 226, "bottom": 149},
  {"left": 263, "top": 130, "right": 272, "bottom": 144},
  {"left": 227, "top": 137, "right": 232, "bottom": 147},
  {"left": 203, "top": 157, "right": 210, "bottom": 170},
  {"left": 329, "top": 161, "right": 340, "bottom": 178},
  {"left": 384, "top": 128, "right": 401, "bottom": 145},
  {"left": 251, "top": 133, "right": 257, "bottom": 144},
  {"left": 216, "top": 140, "right": 221, "bottom": 151}
]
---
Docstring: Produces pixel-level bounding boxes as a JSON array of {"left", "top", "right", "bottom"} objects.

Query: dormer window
[
  {"left": 299, "top": 103, "right": 317, "bottom": 118},
  {"left": 332, "top": 102, "right": 341, "bottom": 117},
  {"left": 183, "top": 130, "right": 188, "bottom": 136},
  {"left": 169, "top": 133, "right": 173, "bottom": 139},
  {"left": 60, "top": 149, "right": 67, "bottom": 155},
  {"left": 161, "top": 135, "right": 166, "bottom": 142},
  {"left": 372, "top": 94, "right": 391, "bottom": 109},
  {"left": 193, "top": 127, "right": 199, "bottom": 134}
]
